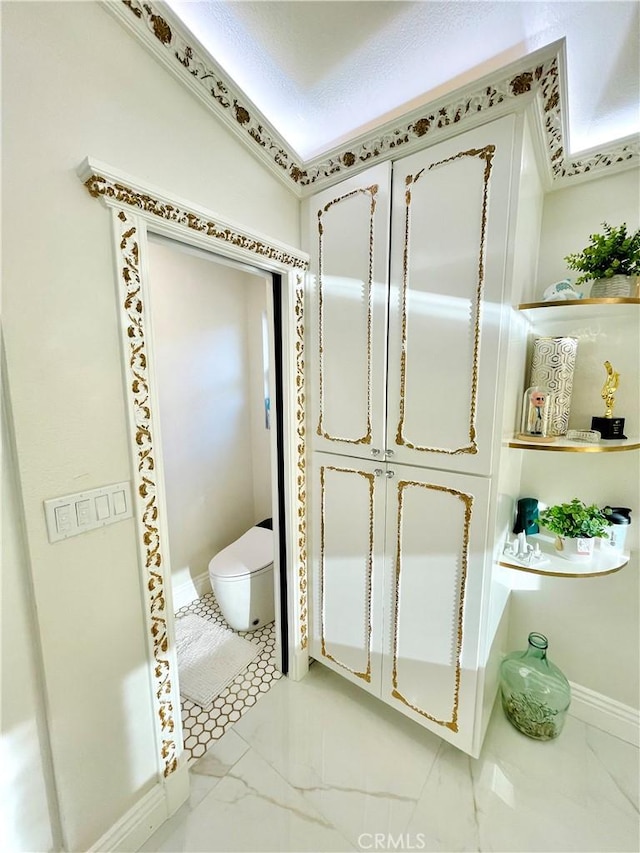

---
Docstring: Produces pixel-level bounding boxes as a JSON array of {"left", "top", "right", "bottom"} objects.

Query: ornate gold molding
[
  {"left": 320, "top": 465, "right": 374, "bottom": 682},
  {"left": 115, "top": 0, "right": 305, "bottom": 186},
  {"left": 316, "top": 185, "right": 377, "bottom": 445},
  {"left": 83, "top": 165, "right": 310, "bottom": 775},
  {"left": 84, "top": 173, "right": 307, "bottom": 269},
  {"left": 396, "top": 146, "right": 494, "bottom": 456},
  {"left": 391, "top": 480, "right": 473, "bottom": 732},
  {"left": 107, "top": 3, "right": 639, "bottom": 194},
  {"left": 114, "top": 209, "right": 177, "bottom": 777},
  {"left": 557, "top": 137, "right": 640, "bottom": 183},
  {"left": 295, "top": 276, "right": 308, "bottom": 651},
  {"left": 305, "top": 60, "right": 558, "bottom": 188}
]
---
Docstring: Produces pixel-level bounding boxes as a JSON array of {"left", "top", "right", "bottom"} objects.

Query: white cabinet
[
  {"left": 307, "top": 161, "right": 391, "bottom": 456},
  {"left": 381, "top": 465, "right": 490, "bottom": 748},
  {"left": 309, "top": 453, "right": 490, "bottom": 754},
  {"left": 304, "top": 113, "right": 539, "bottom": 757},
  {"left": 307, "top": 116, "right": 519, "bottom": 475},
  {"left": 387, "top": 120, "right": 516, "bottom": 475}
]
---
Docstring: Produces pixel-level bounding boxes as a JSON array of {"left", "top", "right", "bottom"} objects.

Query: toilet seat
[{"left": 208, "top": 526, "right": 273, "bottom": 580}]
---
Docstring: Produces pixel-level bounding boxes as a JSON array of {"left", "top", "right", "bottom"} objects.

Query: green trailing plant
[
  {"left": 538, "top": 499, "right": 610, "bottom": 539},
  {"left": 564, "top": 222, "right": 640, "bottom": 285}
]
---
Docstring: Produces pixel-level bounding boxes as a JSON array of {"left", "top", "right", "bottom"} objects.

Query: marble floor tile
[
  {"left": 191, "top": 728, "right": 250, "bottom": 780},
  {"left": 405, "top": 712, "right": 640, "bottom": 853},
  {"left": 141, "top": 663, "right": 640, "bottom": 853},
  {"left": 471, "top": 711, "right": 639, "bottom": 852},
  {"left": 232, "top": 663, "right": 442, "bottom": 846},
  {"left": 143, "top": 747, "right": 354, "bottom": 852},
  {"left": 186, "top": 729, "right": 251, "bottom": 810},
  {"left": 404, "top": 740, "right": 481, "bottom": 851},
  {"left": 586, "top": 724, "right": 640, "bottom": 812}
]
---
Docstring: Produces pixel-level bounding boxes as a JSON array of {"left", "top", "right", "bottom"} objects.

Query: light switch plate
[{"left": 44, "top": 481, "right": 133, "bottom": 543}]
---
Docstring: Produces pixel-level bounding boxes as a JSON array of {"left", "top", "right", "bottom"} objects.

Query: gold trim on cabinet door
[
  {"left": 390, "top": 479, "right": 473, "bottom": 732},
  {"left": 320, "top": 465, "right": 375, "bottom": 682},
  {"left": 395, "top": 146, "right": 495, "bottom": 457},
  {"left": 317, "top": 185, "right": 378, "bottom": 445}
]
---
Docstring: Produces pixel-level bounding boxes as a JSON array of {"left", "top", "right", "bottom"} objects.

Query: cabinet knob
[
  {"left": 371, "top": 448, "right": 381, "bottom": 456},
  {"left": 384, "top": 449, "right": 395, "bottom": 456},
  {"left": 374, "top": 468, "right": 384, "bottom": 477},
  {"left": 386, "top": 470, "right": 395, "bottom": 478}
]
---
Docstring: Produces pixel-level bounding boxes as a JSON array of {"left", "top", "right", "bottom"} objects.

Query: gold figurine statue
[{"left": 601, "top": 360, "right": 620, "bottom": 418}]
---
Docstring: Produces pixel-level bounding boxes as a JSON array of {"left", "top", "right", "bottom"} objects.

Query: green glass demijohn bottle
[{"left": 499, "top": 632, "right": 571, "bottom": 740}]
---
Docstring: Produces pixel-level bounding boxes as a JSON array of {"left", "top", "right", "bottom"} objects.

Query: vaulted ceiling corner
[{"left": 106, "top": 0, "right": 640, "bottom": 196}]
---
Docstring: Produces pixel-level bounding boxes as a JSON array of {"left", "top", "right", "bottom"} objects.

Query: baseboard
[
  {"left": 164, "top": 761, "right": 190, "bottom": 816},
  {"left": 172, "top": 569, "right": 211, "bottom": 610},
  {"left": 88, "top": 763, "right": 189, "bottom": 852},
  {"left": 289, "top": 646, "right": 309, "bottom": 681},
  {"left": 88, "top": 784, "right": 167, "bottom": 853},
  {"left": 569, "top": 681, "right": 639, "bottom": 747}
]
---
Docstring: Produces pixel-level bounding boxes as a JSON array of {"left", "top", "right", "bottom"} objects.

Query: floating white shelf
[
  {"left": 508, "top": 436, "right": 640, "bottom": 452},
  {"left": 499, "top": 533, "right": 629, "bottom": 578}
]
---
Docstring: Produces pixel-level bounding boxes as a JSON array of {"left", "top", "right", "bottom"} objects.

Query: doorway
[
  {"left": 81, "top": 157, "right": 309, "bottom": 786},
  {"left": 146, "top": 234, "right": 289, "bottom": 761}
]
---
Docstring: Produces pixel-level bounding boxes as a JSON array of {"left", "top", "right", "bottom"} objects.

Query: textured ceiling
[{"left": 164, "top": 0, "right": 640, "bottom": 161}]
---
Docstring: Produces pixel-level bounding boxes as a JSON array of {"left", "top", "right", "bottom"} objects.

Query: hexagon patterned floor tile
[{"left": 176, "top": 591, "right": 281, "bottom": 763}]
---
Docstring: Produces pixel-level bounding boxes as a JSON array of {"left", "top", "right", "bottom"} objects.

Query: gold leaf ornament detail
[
  {"left": 510, "top": 72, "right": 534, "bottom": 95},
  {"left": 295, "top": 277, "right": 308, "bottom": 650},
  {"left": 234, "top": 102, "right": 251, "bottom": 125},
  {"left": 116, "top": 210, "right": 177, "bottom": 777},
  {"left": 84, "top": 175, "right": 307, "bottom": 270}
]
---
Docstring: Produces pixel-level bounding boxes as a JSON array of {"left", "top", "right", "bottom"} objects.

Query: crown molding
[
  {"left": 549, "top": 133, "right": 640, "bottom": 191},
  {"left": 106, "top": 0, "right": 639, "bottom": 198},
  {"left": 104, "top": 0, "right": 305, "bottom": 192}
]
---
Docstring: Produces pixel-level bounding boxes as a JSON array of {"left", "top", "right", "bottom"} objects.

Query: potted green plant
[
  {"left": 538, "top": 498, "right": 610, "bottom": 561},
  {"left": 564, "top": 222, "right": 640, "bottom": 297}
]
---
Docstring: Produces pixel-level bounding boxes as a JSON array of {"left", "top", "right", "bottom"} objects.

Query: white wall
[
  {"left": 1, "top": 356, "right": 57, "bottom": 853},
  {"left": 507, "top": 168, "right": 640, "bottom": 709},
  {"left": 536, "top": 168, "right": 640, "bottom": 297},
  {"left": 247, "top": 283, "right": 274, "bottom": 522},
  {"left": 147, "top": 240, "right": 271, "bottom": 589},
  {"left": 1, "top": 2, "right": 298, "bottom": 849}
]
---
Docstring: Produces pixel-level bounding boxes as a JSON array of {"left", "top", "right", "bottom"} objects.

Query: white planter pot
[
  {"left": 590, "top": 275, "right": 636, "bottom": 298},
  {"left": 554, "top": 535, "right": 595, "bottom": 561}
]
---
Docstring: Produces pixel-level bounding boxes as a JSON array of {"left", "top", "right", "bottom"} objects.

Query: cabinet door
[
  {"left": 387, "top": 115, "right": 517, "bottom": 475},
  {"left": 304, "top": 162, "right": 391, "bottom": 460},
  {"left": 381, "top": 464, "right": 490, "bottom": 755},
  {"left": 308, "top": 453, "right": 386, "bottom": 696}
]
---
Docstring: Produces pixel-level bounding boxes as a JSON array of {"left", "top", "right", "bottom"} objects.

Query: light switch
[
  {"left": 76, "top": 499, "right": 92, "bottom": 526},
  {"left": 54, "top": 504, "right": 72, "bottom": 532},
  {"left": 44, "top": 481, "right": 132, "bottom": 543},
  {"left": 113, "top": 490, "right": 127, "bottom": 515},
  {"left": 95, "top": 494, "right": 110, "bottom": 520}
]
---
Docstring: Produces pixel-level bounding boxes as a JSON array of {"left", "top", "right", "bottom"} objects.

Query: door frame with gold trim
[{"left": 77, "top": 156, "right": 310, "bottom": 789}]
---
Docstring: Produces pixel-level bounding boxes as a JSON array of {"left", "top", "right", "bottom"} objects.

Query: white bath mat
[{"left": 175, "top": 614, "right": 259, "bottom": 707}]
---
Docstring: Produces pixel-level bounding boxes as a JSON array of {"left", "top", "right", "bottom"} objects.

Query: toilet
[{"left": 208, "top": 521, "right": 275, "bottom": 632}]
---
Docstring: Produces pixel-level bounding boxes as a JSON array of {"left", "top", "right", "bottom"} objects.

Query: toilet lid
[{"left": 208, "top": 526, "right": 273, "bottom": 579}]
